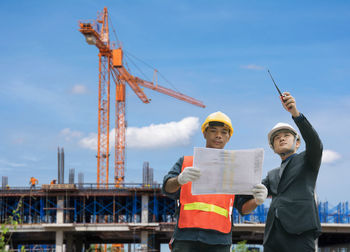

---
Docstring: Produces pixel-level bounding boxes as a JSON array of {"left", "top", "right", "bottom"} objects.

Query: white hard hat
[{"left": 268, "top": 122, "right": 300, "bottom": 149}]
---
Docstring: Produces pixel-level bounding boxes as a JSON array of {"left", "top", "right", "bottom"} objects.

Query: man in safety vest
[
  {"left": 162, "top": 111, "right": 268, "bottom": 252},
  {"left": 29, "top": 177, "right": 38, "bottom": 189},
  {"left": 262, "top": 92, "right": 323, "bottom": 252}
]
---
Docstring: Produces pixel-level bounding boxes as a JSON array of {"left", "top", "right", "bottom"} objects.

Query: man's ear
[
  {"left": 295, "top": 139, "right": 301, "bottom": 150},
  {"left": 203, "top": 130, "right": 207, "bottom": 139}
]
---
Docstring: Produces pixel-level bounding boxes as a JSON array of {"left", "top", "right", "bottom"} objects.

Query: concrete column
[
  {"left": 141, "top": 195, "right": 151, "bottom": 251},
  {"left": 141, "top": 195, "right": 149, "bottom": 223},
  {"left": 140, "top": 231, "right": 148, "bottom": 251},
  {"left": 55, "top": 195, "right": 65, "bottom": 252},
  {"left": 57, "top": 196, "right": 64, "bottom": 224},
  {"left": 56, "top": 230, "right": 64, "bottom": 252}
]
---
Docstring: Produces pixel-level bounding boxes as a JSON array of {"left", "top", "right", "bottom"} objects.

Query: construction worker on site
[
  {"left": 262, "top": 92, "right": 323, "bottom": 252},
  {"left": 162, "top": 111, "right": 268, "bottom": 252},
  {"left": 29, "top": 177, "right": 38, "bottom": 188}
]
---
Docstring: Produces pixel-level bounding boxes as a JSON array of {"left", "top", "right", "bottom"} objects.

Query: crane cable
[
  {"left": 108, "top": 12, "right": 182, "bottom": 94},
  {"left": 124, "top": 50, "right": 181, "bottom": 94},
  {"left": 124, "top": 53, "right": 150, "bottom": 81},
  {"left": 108, "top": 15, "right": 121, "bottom": 48}
]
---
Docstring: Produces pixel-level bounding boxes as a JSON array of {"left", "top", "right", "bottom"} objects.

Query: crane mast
[
  {"left": 79, "top": 8, "right": 111, "bottom": 188},
  {"left": 114, "top": 77, "right": 126, "bottom": 186},
  {"left": 97, "top": 52, "right": 111, "bottom": 188},
  {"left": 79, "top": 7, "right": 205, "bottom": 188}
]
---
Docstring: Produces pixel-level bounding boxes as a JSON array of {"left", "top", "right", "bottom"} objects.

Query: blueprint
[{"left": 191, "top": 147, "right": 264, "bottom": 195}]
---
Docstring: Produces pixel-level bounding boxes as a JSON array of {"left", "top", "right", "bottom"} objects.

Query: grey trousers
[
  {"left": 172, "top": 240, "right": 231, "bottom": 252},
  {"left": 264, "top": 218, "right": 316, "bottom": 252}
]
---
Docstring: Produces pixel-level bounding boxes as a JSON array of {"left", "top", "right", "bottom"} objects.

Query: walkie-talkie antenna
[{"left": 267, "top": 69, "right": 284, "bottom": 97}]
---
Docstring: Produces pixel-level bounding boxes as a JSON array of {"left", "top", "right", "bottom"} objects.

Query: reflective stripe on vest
[
  {"left": 178, "top": 156, "right": 235, "bottom": 233},
  {"left": 184, "top": 202, "right": 228, "bottom": 218}
]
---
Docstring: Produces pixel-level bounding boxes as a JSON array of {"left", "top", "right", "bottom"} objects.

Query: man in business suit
[{"left": 262, "top": 92, "right": 323, "bottom": 252}]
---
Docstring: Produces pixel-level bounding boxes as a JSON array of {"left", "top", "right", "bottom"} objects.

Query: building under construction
[
  {"left": 1, "top": 134, "right": 348, "bottom": 251},
  {"left": 1, "top": 180, "right": 350, "bottom": 251}
]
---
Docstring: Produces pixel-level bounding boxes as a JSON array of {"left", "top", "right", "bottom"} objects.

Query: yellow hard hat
[{"left": 201, "top": 111, "right": 233, "bottom": 136}]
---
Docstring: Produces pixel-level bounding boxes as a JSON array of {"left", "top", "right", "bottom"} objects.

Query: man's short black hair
[{"left": 208, "top": 121, "right": 225, "bottom": 127}]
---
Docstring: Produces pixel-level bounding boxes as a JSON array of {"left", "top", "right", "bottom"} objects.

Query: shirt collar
[{"left": 282, "top": 153, "right": 297, "bottom": 164}]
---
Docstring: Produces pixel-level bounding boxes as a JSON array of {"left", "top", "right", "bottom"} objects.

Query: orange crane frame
[{"left": 79, "top": 7, "right": 205, "bottom": 188}]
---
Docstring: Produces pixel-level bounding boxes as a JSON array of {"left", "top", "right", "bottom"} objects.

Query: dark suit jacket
[{"left": 262, "top": 114, "right": 323, "bottom": 244}]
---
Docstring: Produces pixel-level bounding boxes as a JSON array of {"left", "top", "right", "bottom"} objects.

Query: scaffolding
[
  {"left": 318, "top": 201, "right": 350, "bottom": 224},
  {"left": 1, "top": 184, "right": 350, "bottom": 251},
  {"left": 0, "top": 184, "right": 176, "bottom": 225},
  {"left": 1, "top": 186, "right": 350, "bottom": 225}
]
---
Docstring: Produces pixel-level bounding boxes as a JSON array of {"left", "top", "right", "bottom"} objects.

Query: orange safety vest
[
  {"left": 178, "top": 156, "right": 235, "bottom": 233},
  {"left": 30, "top": 178, "right": 38, "bottom": 185}
]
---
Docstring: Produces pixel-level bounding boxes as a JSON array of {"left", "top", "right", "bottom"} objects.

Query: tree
[{"left": 0, "top": 197, "right": 23, "bottom": 250}]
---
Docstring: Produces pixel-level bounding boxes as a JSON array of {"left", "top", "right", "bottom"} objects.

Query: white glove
[
  {"left": 252, "top": 183, "right": 268, "bottom": 205},
  {"left": 177, "top": 166, "right": 201, "bottom": 185}
]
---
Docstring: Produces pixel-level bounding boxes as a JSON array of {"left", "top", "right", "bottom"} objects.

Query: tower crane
[{"left": 79, "top": 7, "right": 205, "bottom": 188}]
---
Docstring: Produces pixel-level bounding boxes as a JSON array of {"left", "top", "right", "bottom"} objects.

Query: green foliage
[
  {"left": 232, "top": 240, "right": 259, "bottom": 252},
  {"left": 0, "top": 197, "right": 23, "bottom": 250},
  {"left": 233, "top": 240, "right": 249, "bottom": 252}
]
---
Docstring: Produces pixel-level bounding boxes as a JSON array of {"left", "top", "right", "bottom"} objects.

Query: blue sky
[{"left": 0, "top": 0, "right": 349, "bottom": 205}]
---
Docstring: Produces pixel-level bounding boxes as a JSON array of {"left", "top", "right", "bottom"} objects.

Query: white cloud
[
  {"left": 78, "top": 117, "right": 199, "bottom": 150},
  {"left": 5, "top": 81, "right": 60, "bottom": 106},
  {"left": 21, "top": 155, "right": 39, "bottom": 162},
  {"left": 0, "top": 158, "right": 26, "bottom": 168},
  {"left": 126, "top": 117, "right": 199, "bottom": 148},
  {"left": 70, "top": 84, "right": 88, "bottom": 94},
  {"left": 322, "top": 149, "right": 341, "bottom": 164},
  {"left": 240, "top": 64, "right": 265, "bottom": 70},
  {"left": 79, "top": 132, "right": 97, "bottom": 150},
  {"left": 60, "top": 128, "right": 83, "bottom": 141}
]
